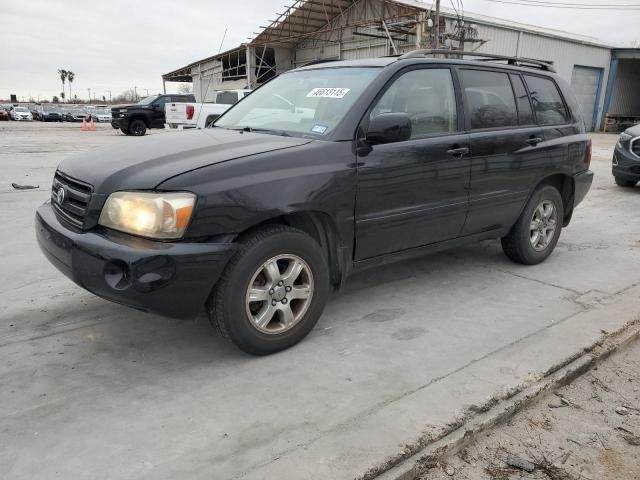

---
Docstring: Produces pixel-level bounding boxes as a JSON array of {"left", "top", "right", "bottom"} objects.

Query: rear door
[
  {"left": 460, "top": 68, "right": 543, "bottom": 234},
  {"left": 355, "top": 66, "right": 471, "bottom": 260}
]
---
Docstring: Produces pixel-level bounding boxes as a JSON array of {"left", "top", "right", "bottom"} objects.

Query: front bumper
[
  {"left": 612, "top": 144, "right": 640, "bottom": 182},
  {"left": 111, "top": 118, "right": 121, "bottom": 129},
  {"left": 36, "top": 202, "right": 236, "bottom": 319}
]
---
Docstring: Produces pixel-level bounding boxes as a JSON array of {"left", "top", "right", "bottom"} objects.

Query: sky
[{"left": 0, "top": 0, "right": 637, "bottom": 101}]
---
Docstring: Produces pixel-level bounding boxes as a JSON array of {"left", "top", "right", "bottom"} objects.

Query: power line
[
  {"left": 516, "top": 0, "right": 640, "bottom": 6},
  {"left": 482, "top": 0, "right": 640, "bottom": 8}
]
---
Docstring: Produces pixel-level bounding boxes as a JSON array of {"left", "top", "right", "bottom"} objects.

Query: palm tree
[
  {"left": 58, "top": 69, "right": 67, "bottom": 102},
  {"left": 60, "top": 92, "right": 65, "bottom": 102},
  {"left": 67, "top": 71, "right": 75, "bottom": 102}
]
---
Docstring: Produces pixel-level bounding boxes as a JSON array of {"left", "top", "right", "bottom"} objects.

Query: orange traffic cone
[
  {"left": 89, "top": 119, "right": 96, "bottom": 131},
  {"left": 81, "top": 118, "right": 88, "bottom": 131}
]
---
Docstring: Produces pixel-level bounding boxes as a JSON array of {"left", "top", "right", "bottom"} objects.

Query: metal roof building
[{"left": 162, "top": 0, "right": 639, "bottom": 131}]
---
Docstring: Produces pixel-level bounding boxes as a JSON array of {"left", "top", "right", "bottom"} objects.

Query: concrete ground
[{"left": 1, "top": 122, "right": 639, "bottom": 480}]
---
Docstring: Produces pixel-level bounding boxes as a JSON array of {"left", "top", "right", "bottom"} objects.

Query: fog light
[{"left": 104, "top": 260, "right": 131, "bottom": 291}]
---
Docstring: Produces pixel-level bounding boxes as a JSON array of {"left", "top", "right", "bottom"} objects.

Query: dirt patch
[{"left": 420, "top": 339, "right": 640, "bottom": 480}]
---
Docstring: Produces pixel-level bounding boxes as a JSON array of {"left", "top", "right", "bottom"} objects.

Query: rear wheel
[
  {"left": 129, "top": 119, "right": 147, "bottom": 136},
  {"left": 209, "top": 225, "right": 329, "bottom": 355},
  {"left": 614, "top": 176, "right": 637, "bottom": 187},
  {"left": 501, "top": 185, "right": 564, "bottom": 265}
]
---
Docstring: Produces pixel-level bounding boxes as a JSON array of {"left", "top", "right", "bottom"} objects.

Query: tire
[
  {"left": 614, "top": 176, "right": 637, "bottom": 187},
  {"left": 129, "top": 119, "right": 147, "bottom": 136},
  {"left": 501, "top": 184, "right": 564, "bottom": 265},
  {"left": 120, "top": 127, "right": 131, "bottom": 135},
  {"left": 209, "top": 225, "right": 330, "bottom": 355}
]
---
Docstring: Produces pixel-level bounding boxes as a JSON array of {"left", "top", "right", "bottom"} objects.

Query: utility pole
[
  {"left": 134, "top": 86, "right": 138, "bottom": 101},
  {"left": 88, "top": 88, "right": 91, "bottom": 104},
  {"left": 432, "top": 0, "right": 440, "bottom": 48},
  {"left": 107, "top": 89, "right": 112, "bottom": 104}
]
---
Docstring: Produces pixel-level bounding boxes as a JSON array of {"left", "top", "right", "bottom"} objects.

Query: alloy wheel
[
  {"left": 245, "top": 254, "right": 314, "bottom": 334},
  {"left": 529, "top": 200, "right": 557, "bottom": 251}
]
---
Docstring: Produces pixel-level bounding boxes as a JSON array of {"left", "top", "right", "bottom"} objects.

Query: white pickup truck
[{"left": 165, "top": 89, "right": 251, "bottom": 129}]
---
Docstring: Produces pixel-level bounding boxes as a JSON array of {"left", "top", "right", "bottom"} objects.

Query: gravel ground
[{"left": 420, "top": 338, "right": 640, "bottom": 480}]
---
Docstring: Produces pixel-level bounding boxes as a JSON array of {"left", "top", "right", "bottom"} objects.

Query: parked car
[
  {"left": 10, "top": 106, "right": 33, "bottom": 121},
  {"left": 0, "top": 109, "right": 8, "bottom": 121},
  {"left": 36, "top": 51, "right": 593, "bottom": 355},
  {"left": 92, "top": 109, "right": 112, "bottom": 123},
  {"left": 165, "top": 89, "right": 252, "bottom": 129},
  {"left": 63, "top": 109, "right": 89, "bottom": 122},
  {"left": 612, "top": 123, "right": 640, "bottom": 187},
  {"left": 39, "top": 106, "right": 64, "bottom": 122},
  {"left": 111, "top": 93, "right": 195, "bottom": 136}
]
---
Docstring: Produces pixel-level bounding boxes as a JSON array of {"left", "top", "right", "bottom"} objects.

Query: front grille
[
  {"left": 51, "top": 172, "right": 93, "bottom": 229},
  {"left": 632, "top": 139, "right": 640, "bottom": 158}
]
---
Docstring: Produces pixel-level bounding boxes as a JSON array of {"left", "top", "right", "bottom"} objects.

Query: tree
[
  {"left": 60, "top": 92, "right": 65, "bottom": 102},
  {"left": 52, "top": 96, "right": 59, "bottom": 103},
  {"left": 178, "top": 83, "right": 193, "bottom": 94},
  {"left": 58, "top": 69, "right": 68, "bottom": 102},
  {"left": 67, "top": 71, "right": 75, "bottom": 102}
]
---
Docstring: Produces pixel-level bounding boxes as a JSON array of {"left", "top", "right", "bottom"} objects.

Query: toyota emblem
[{"left": 57, "top": 187, "right": 66, "bottom": 204}]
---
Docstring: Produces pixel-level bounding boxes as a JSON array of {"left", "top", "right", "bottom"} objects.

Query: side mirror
[{"left": 366, "top": 113, "right": 412, "bottom": 144}]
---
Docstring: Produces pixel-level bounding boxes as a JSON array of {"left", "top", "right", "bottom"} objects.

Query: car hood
[
  {"left": 111, "top": 103, "right": 136, "bottom": 110},
  {"left": 625, "top": 124, "right": 640, "bottom": 137},
  {"left": 57, "top": 128, "right": 313, "bottom": 193}
]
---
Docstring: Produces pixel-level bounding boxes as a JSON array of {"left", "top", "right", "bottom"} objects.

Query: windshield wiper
[{"left": 230, "top": 126, "right": 290, "bottom": 137}]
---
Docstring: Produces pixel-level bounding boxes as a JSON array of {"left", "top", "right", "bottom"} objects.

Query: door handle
[
  {"left": 447, "top": 147, "right": 469, "bottom": 157},
  {"left": 526, "top": 137, "right": 543, "bottom": 146}
]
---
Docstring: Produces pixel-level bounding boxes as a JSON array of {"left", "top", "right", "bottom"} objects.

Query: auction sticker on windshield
[{"left": 306, "top": 87, "right": 350, "bottom": 99}]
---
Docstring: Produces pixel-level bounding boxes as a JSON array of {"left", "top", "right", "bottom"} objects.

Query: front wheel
[
  {"left": 501, "top": 185, "right": 564, "bottom": 265},
  {"left": 129, "top": 119, "right": 147, "bottom": 136},
  {"left": 614, "top": 176, "right": 637, "bottom": 187},
  {"left": 209, "top": 225, "right": 330, "bottom": 355}
]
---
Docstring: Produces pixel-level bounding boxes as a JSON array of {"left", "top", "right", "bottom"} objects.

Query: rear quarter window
[{"left": 524, "top": 75, "right": 569, "bottom": 125}]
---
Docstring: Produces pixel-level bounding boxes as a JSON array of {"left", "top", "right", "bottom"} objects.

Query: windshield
[
  {"left": 215, "top": 67, "right": 382, "bottom": 137},
  {"left": 15, "top": 107, "right": 28, "bottom": 112},
  {"left": 137, "top": 95, "right": 159, "bottom": 105}
]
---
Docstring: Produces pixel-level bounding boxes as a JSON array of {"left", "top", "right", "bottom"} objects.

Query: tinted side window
[
  {"left": 510, "top": 74, "right": 534, "bottom": 125},
  {"left": 216, "top": 91, "right": 240, "bottom": 105},
  {"left": 460, "top": 69, "right": 518, "bottom": 129},
  {"left": 153, "top": 96, "right": 171, "bottom": 109},
  {"left": 524, "top": 75, "right": 569, "bottom": 125},
  {"left": 370, "top": 68, "right": 457, "bottom": 139}
]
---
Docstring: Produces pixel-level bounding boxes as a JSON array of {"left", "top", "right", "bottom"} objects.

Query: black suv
[
  {"left": 36, "top": 50, "right": 593, "bottom": 355},
  {"left": 613, "top": 124, "right": 640, "bottom": 187},
  {"left": 111, "top": 93, "right": 195, "bottom": 136}
]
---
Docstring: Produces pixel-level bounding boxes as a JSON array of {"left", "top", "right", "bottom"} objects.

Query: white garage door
[{"left": 570, "top": 66, "right": 602, "bottom": 131}]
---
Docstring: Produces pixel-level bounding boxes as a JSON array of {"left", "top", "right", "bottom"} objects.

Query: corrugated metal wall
[{"left": 609, "top": 59, "right": 640, "bottom": 115}]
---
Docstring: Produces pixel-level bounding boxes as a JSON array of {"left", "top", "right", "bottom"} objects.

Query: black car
[
  {"left": 63, "top": 109, "right": 89, "bottom": 122},
  {"left": 36, "top": 50, "right": 593, "bottom": 355},
  {"left": 39, "top": 108, "right": 64, "bottom": 122},
  {"left": 612, "top": 124, "right": 640, "bottom": 187},
  {"left": 111, "top": 94, "right": 195, "bottom": 136}
]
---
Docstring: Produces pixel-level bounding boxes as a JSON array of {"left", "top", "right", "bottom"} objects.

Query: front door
[
  {"left": 355, "top": 67, "right": 470, "bottom": 260},
  {"left": 151, "top": 96, "right": 171, "bottom": 128}
]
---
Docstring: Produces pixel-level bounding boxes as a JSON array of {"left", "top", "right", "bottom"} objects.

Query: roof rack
[{"left": 398, "top": 49, "right": 556, "bottom": 73}]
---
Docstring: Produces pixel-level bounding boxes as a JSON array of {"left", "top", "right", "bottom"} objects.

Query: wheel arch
[
  {"left": 233, "top": 210, "right": 348, "bottom": 290},
  {"left": 537, "top": 173, "right": 575, "bottom": 227}
]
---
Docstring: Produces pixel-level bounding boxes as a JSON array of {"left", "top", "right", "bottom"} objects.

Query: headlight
[
  {"left": 618, "top": 132, "right": 633, "bottom": 149},
  {"left": 98, "top": 191, "right": 196, "bottom": 239}
]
